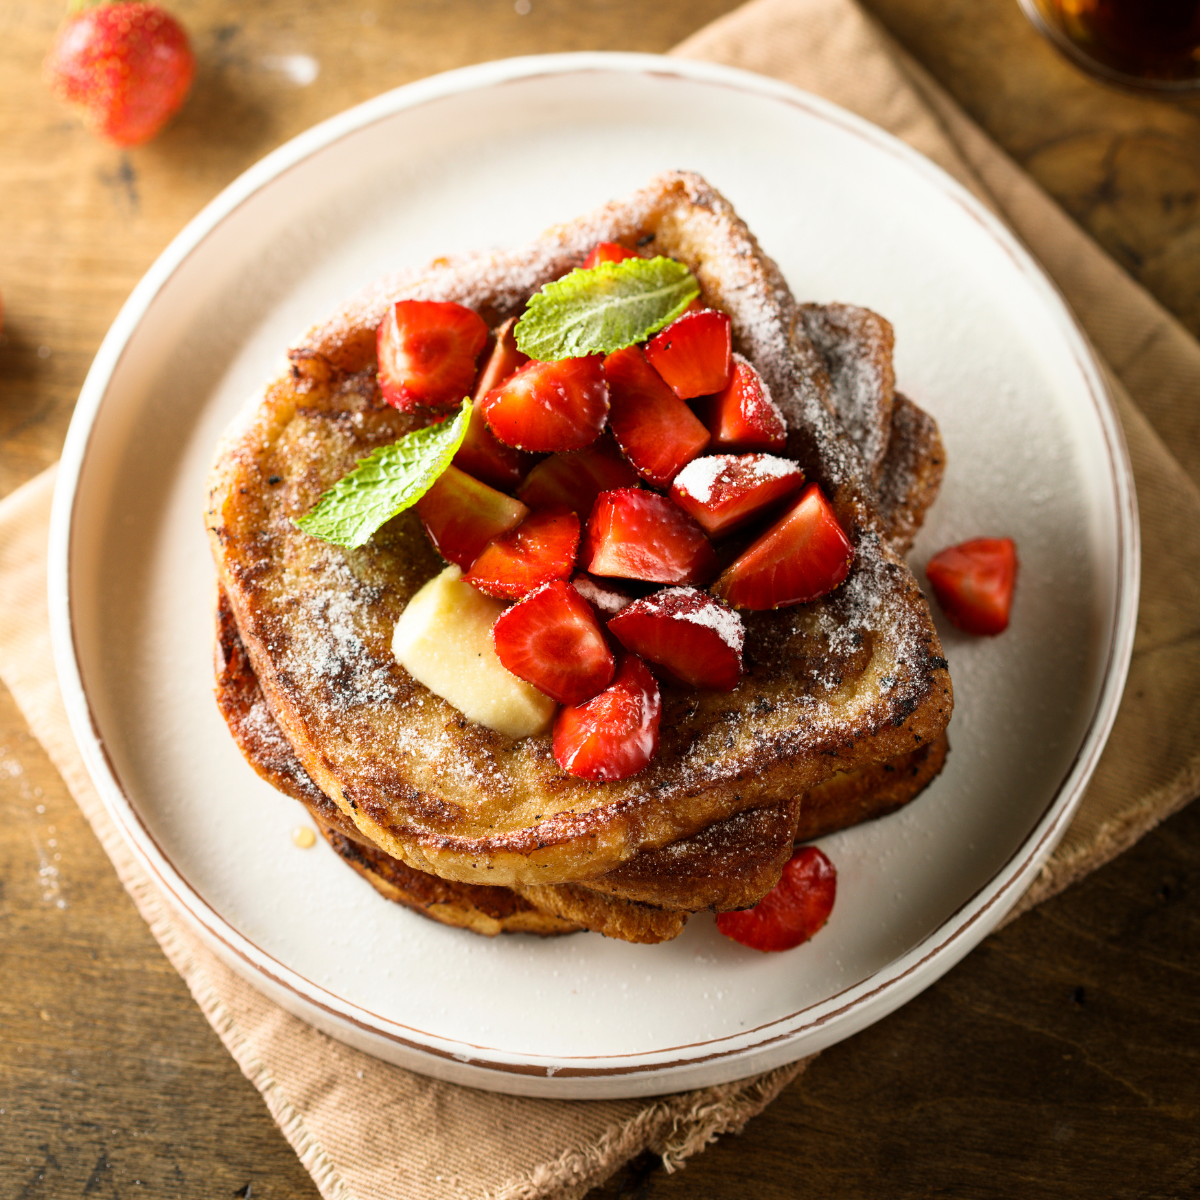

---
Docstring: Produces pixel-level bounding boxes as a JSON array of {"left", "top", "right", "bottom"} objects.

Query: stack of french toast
[{"left": 205, "top": 172, "right": 953, "bottom": 945}]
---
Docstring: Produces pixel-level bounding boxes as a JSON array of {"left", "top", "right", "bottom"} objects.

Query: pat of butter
[{"left": 392, "top": 565, "right": 556, "bottom": 738}]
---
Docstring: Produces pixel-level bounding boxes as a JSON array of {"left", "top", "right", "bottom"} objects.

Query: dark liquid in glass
[{"left": 1049, "top": 0, "right": 1200, "bottom": 79}]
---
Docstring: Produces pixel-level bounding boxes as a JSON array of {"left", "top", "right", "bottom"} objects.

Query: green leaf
[
  {"left": 515, "top": 257, "right": 700, "bottom": 361},
  {"left": 294, "top": 399, "right": 471, "bottom": 549}
]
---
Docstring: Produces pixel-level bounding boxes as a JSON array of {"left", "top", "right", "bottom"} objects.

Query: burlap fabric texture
[{"left": 2, "top": 0, "right": 1199, "bottom": 1196}]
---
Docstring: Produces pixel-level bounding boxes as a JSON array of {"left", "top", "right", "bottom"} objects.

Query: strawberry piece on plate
[
  {"left": 516, "top": 433, "right": 640, "bottom": 516},
  {"left": 453, "top": 318, "right": 532, "bottom": 489},
  {"left": 377, "top": 300, "right": 488, "bottom": 412},
  {"left": 604, "top": 346, "right": 711, "bottom": 488},
  {"left": 643, "top": 308, "right": 732, "bottom": 400},
  {"left": 483, "top": 356, "right": 609, "bottom": 453},
  {"left": 581, "top": 242, "right": 639, "bottom": 269},
  {"left": 492, "top": 580, "right": 615, "bottom": 706},
  {"left": 44, "top": 2, "right": 195, "bottom": 147},
  {"left": 700, "top": 354, "right": 787, "bottom": 453},
  {"left": 716, "top": 846, "right": 837, "bottom": 952},
  {"left": 670, "top": 453, "right": 805, "bottom": 539},
  {"left": 464, "top": 509, "right": 580, "bottom": 601},
  {"left": 414, "top": 465, "right": 529, "bottom": 570},
  {"left": 584, "top": 489, "right": 720, "bottom": 585},
  {"left": 925, "top": 537, "right": 1018, "bottom": 635},
  {"left": 608, "top": 588, "right": 744, "bottom": 691},
  {"left": 711, "top": 483, "right": 853, "bottom": 609},
  {"left": 553, "top": 653, "right": 662, "bottom": 781}
]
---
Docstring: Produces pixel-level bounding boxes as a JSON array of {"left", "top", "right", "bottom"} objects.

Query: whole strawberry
[{"left": 44, "top": 1, "right": 195, "bottom": 147}]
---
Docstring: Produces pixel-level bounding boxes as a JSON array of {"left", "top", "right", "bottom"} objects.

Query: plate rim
[{"left": 47, "top": 51, "right": 1140, "bottom": 1097}]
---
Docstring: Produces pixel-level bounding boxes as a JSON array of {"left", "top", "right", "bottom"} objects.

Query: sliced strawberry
[
  {"left": 581, "top": 242, "right": 639, "bottom": 269},
  {"left": 483, "top": 356, "right": 609, "bottom": 453},
  {"left": 716, "top": 846, "right": 837, "bottom": 951},
  {"left": 604, "top": 346, "right": 711, "bottom": 488},
  {"left": 516, "top": 433, "right": 639, "bottom": 516},
  {"left": 377, "top": 300, "right": 488, "bottom": 412},
  {"left": 492, "top": 580, "right": 615, "bottom": 706},
  {"left": 452, "top": 319, "right": 532, "bottom": 489},
  {"left": 464, "top": 509, "right": 580, "bottom": 601},
  {"left": 643, "top": 308, "right": 732, "bottom": 400},
  {"left": 700, "top": 353, "right": 787, "bottom": 453},
  {"left": 553, "top": 654, "right": 661, "bottom": 781},
  {"left": 925, "top": 537, "right": 1018, "bottom": 636},
  {"left": 414, "top": 465, "right": 528, "bottom": 570},
  {"left": 608, "top": 588, "right": 744, "bottom": 691},
  {"left": 571, "top": 573, "right": 635, "bottom": 617},
  {"left": 711, "top": 483, "right": 853, "bottom": 609},
  {"left": 670, "top": 453, "right": 805, "bottom": 538},
  {"left": 584, "top": 489, "right": 719, "bottom": 586}
]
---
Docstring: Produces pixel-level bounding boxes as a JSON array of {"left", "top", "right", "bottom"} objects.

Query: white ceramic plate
[{"left": 49, "top": 54, "right": 1138, "bottom": 1099}]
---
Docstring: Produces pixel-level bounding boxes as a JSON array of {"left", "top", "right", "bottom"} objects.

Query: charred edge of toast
[{"left": 205, "top": 170, "right": 953, "bottom": 886}]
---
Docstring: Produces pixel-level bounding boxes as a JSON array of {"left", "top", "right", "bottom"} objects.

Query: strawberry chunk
[
  {"left": 643, "top": 308, "right": 732, "bottom": 400},
  {"left": 453, "top": 317, "right": 532, "bottom": 489},
  {"left": 464, "top": 509, "right": 580, "bottom": 601},
  {"left": 377, "top": 300, "right": 488, "bottom": 412},
  {"left": 716, "top": 846, "right": 837, "bottom": 951},
  {"left": 700, "top": 354, "right": 787, "bottom": 453},
  {"left": 584, "top": 489, "right": 719, "bottom": 586},
  {"left": 553, "top": 654, "right": 661, "bottom": 781},
  {"left": 711, "top": 483, "right": 853, "bottom": 609},
  {"left": 483, "top": 356, "right": 609, "bottom": 453},
  {"left": 492, "top": 580, "right": 615, "bottom": 706},
  {"left": 516, "top": 433, "right": 639, "bottom": 516},
  {"left": 670, "top": 453, "right": 805, "bottom": 539},
  {"left": 571, "top": 573, "right": 634, "bottom": 618},
  {"left": 608, "top": 588, "right": 744, "bottom": 691},
  {"left": 925, "top": 537, "right": 1018, "bottom": 636},
  {"left": 604, "top": 346, "right": 711, "bottom": 488},
  {"left": 414, "top": 465, "right": 528, "bottom": 570},
  {"left": 581, "top": 242, "right": 639, "bottom": 269}
]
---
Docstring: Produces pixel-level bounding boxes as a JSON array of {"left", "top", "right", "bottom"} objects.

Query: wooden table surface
[{"left": 2, "top": 1, "right": 1198, "bottom": 1196}]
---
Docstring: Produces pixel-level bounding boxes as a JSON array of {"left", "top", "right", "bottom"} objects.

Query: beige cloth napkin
[{"left": 3, "top": 1, "right": 1200, "bottom": 1196}]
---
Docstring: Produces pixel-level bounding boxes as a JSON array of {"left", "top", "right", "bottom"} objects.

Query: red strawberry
[
  {"left": 669, "top": 453, "right": 805, "bottom": 538},
  {"left": 608, "top": 588, "right": 744, "bottom": 691},
  {"left": 516, "top": 433, "right": 639, "bottom": 516},
  {"left": 553, "top": 654, "right": 661, "bottom": 782},
  {"left": 699, "top": 354, "right": 787, "bottom": 453},
  {"left": 414, "top": 465, "right": 528, "bottom": 570},
  {"left": 464, "top": 509, "right": 580, "bottom": 601},
  {"left": 604, "top": 346, "right": 711, "bottom": 488},
  {"left": 716, "top": 846, "right": 837, "bottom": 952},
  {"left": 643, "top": 308, "right": 732, "bottom": 400},
  {"left": 711, "top": 483, "right": 853, "bottom": 609},
  {"left": 377, "top": 300, "right": 488, "bottom": 412},
  {"left": 492, "top": 580, "right": 615, "bottom": 706},
  {"left": 584, "top": 489, "right": 719, "bottom": 586},
  {"left": 571, "top": 573, "right": 635, "bottom": 618},
  {"left": 44, "top": 2, "right": 195, "bottom": 146},
  {"left": 581, "top": 242, "right": 639, "bottom": 269},
  {"left": 925, "top": 537, "right": 1018, "bottom": 635},
  {"left": 453, "top": 318, "right": 532, "bottom": 489},
  {"left": 483, "top": 356, "right": 609, "bottom": 453}
]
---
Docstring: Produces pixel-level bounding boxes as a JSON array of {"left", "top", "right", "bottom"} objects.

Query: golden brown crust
[
  {"left": 205, "top": 172, "right": 953, "bottom": 890},
  {"left": 875, "top": 393, "right": 946, "bottom": 555}
]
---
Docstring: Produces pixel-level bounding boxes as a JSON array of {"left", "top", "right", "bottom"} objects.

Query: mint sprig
[
  {"left": 515, "top": 257, "right": 700, "bottom": 361},
  {"left": 294, "top": 399, "right": 471, "bottom": 549}
]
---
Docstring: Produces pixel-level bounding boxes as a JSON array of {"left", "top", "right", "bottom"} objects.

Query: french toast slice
[
  {"left": 217, "top": 583, "right": 946, "bottom": 939},
  {"left": 213, "top": 289, "right": 950, "bottom": 942},
  {"left": 205, "top": 172, "right": 953, "bottom": 892}
]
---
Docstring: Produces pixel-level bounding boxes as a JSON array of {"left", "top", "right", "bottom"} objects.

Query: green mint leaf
[
  {"left": 294, "top": 399, "right": 471, "bottom": 549},
  {"left": 515, "top": 257, "right": 700, "bottom": 361}
]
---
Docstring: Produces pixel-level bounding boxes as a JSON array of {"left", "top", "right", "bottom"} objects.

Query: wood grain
[{"left": 1, "top": 0, "right": 1197, "bottom": 1196}]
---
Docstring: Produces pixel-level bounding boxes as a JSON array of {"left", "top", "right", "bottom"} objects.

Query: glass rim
[{"left": 1016, "top": 0, "right": 1200, "bottom": 93}]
